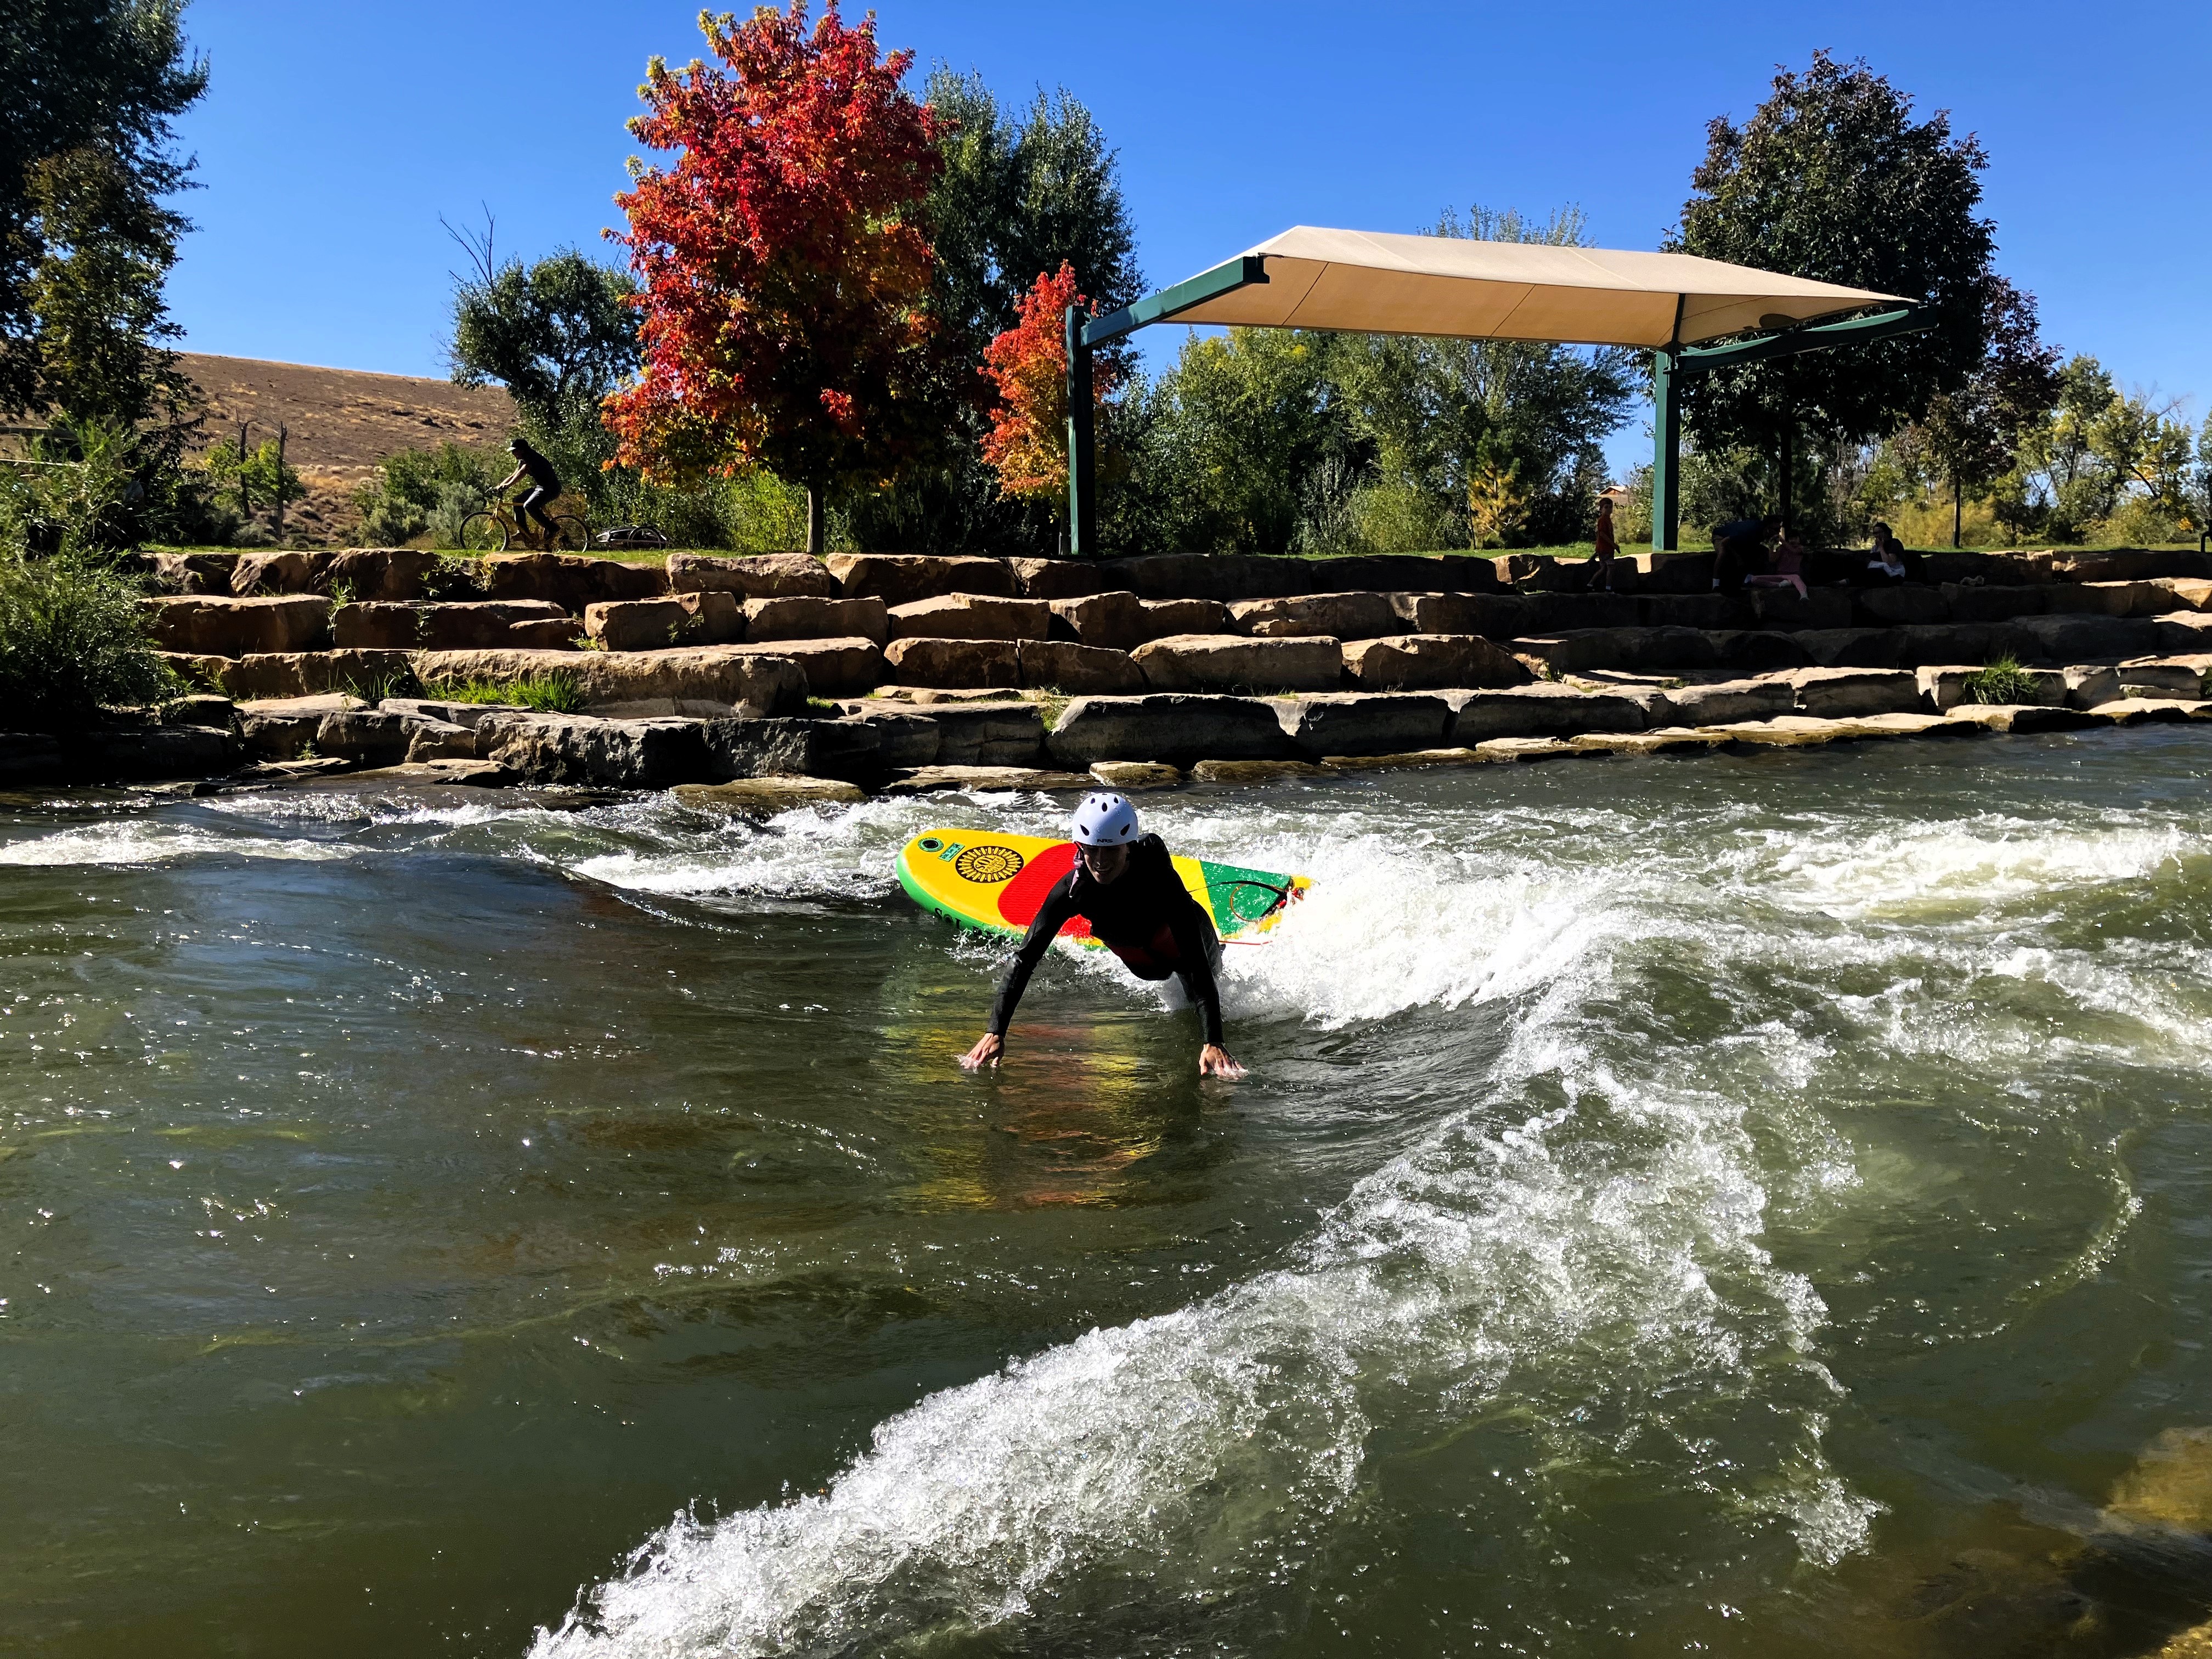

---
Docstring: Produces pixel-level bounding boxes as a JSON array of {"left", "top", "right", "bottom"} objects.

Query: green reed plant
[
  {"left": 423, "top": 673, "right": 586, "bottom": 713},
  {"left": 1960, "top": 653, "right": 2038, "bottom": 705}
]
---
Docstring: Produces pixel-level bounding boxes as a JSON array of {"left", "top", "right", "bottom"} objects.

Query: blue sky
[{"left": 168, "top": 0, "right": 2209, "bottom": 478}]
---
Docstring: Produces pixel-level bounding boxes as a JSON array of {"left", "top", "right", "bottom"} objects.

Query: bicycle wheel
[
  {"left": 548, "top": 514, "right": 590, "bottom": 553},
  {"left": 458, "top": 512, "right": 509, "bottom": 553}
]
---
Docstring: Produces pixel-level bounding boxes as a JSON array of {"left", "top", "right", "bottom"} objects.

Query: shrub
[
  {"left": 352, "top": 443, "right": 502, "bottom": 547},
  {"left": 1961, "top": 653, "right": 2036, "bottom": 705},
  {"left": 0, "top": 555, "right": 182, "bottom": 729},
  {"left": 422, "top": 673, "right": 584, "bottom": 713}
]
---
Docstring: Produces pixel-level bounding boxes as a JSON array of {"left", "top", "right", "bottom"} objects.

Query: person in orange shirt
[{"left": 1588, "top": 495, "right": 1620, "bottom": 590}]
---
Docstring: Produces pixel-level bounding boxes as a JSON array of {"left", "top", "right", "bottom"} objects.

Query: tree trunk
[
  {"left": 805, "top": 485, "right": 822, "bottom": 557},
  {"left": 1952, "top": 472, "right": 1963, "bottom": 548}
]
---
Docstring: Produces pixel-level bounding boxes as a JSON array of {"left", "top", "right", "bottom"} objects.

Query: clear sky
[{"left": 167, "top": 0, "right": 2210, "bottom": 478}]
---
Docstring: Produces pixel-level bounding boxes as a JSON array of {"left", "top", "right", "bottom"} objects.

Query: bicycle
[{"left": 459, "top": 499, "right": 590, "bottom": 553}]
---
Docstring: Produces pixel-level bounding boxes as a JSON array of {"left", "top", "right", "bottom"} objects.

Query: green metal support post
[
  {"left": 1064, "top": 306, "right": 1096, "bottom": 557},
  {"left": 1651, "top": 346, "right": 1680, "bottom": 552}
]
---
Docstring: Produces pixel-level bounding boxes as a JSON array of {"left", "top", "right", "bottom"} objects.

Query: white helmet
[{"left": 1070, "top": 792, "right": 1139, "bottom": 846}]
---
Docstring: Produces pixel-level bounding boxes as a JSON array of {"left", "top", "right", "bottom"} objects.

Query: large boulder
[
  {"left": 237, "top": 693, "right": 364, "bottom": 758},
  {"left": 1782, "top": 667, "right": 1923, "bottom": 718},
  {"left": 883, "top": 636, "right": 1019, "bottom": 689},
  {"left": 727, "top": 637, "right": 883, "bottom": 697},
  {"left": 1854, "top": 586, "right": 1949, "bottom": 626},
  {"left": 1011, "top": 558, "right": 1113, "bottom": 600},
  {"left": 2152, "top": 611, "right": 2212, "bottom": 653},
  {"left": 919, "top": 701, "right": 1047, "bottom": 766},
  {"left": 1790, "top": 628, "right": 1903, "bottom": 669},
  {"left": 1139, "top": 597, "right": 1235, "bottom": 636},
  {"left": 1915, "top": 664, "right": 2068, "bottom": 711},
  {"left": 1660, "top": 680, "right": 1796, "bottom": 725},
  {"left": 138, "top": 550, "right": 240, "bottom": 595},
  {"left": 837, "top": 703, "right": 941, "bottom": 767},
  {"left": 1511, "top": 627, "right": 1720, "bottom": 675},
  {"left": 0, "top": 732, "right": 64, "bottom": 781},
  {"left": 1640, "top": 593, "right": 1749, "bottom": 630},
  {"left": 1048, "top": 590, "right": 1148, "bottom": 650},
  {"left": 481, "top": 552, "right": 667, "bottom": 608},
  {"left": 1390, "top": 591, "right": 1529, "bottom": 636},
  {"left": 475, "top": 714, "right": 715, "bottom": 788},
  {"left": 1448, "top": 684, "right": 1652, "bottom": 742},
  {"left": 1942, "top": 583, "right": 2047, "bottom": 622},
  {"left": 1713, "top": 631, "right": 1812, "bottom": 670},
  {"left": 1317, "top": 554, "right": 1502, "bottom": 593},
  {"left": 1341, "top": 634, "right": 1528, "bottom": 690},
  {"left": 1746, "top": 586, "right": 1855, "bottom": 631},
  {"left": 665, "top": 551, "right": 837, "bottom": 599},
  {"left": 584, "top": 592, "right": 743, "bottom": 651},
  {"left": 314, "top": 708, "right": 426, "bottom": 765},
  {"left": 228, "top": 551, "right": 319, "bottom": 595},
  {"left": 74, "top": 724, "right": 239, "bottom": 781},
  {"left": 743, "top": 595, "right": 888, "bottom": 645},
  {"left": 219, "top": 650, "right": 414, "bottom": 700},
  {"left": 2013, "top": 612, "right": 2164, "bottom": 661},
  {"left": 826, "top": 553, "right": 1016, "bottom": 605},
  {"left": 1096, "top": 553, "right": 1311, "bottom": 601},
  {"left": 702, "top": 716, "right": 882, "bottom": 782},
  {"left": 1018, "top": 640, "right": 1147, "bottom": 695},
  {"left": 1229, "top": 591, "right": 1401, "bottom": 640},
  {"left": 1519, "top": 592, "right": 1643, "bottom": 632},
  {"left": 1131, "top": 633, "right": 1342, "bottom": 693},
  {"left": 2061, "top": 664, "right": 2124, "bottom": 708},
  {"left": 410, "top": 646, "right": 805, "bottom": 717},
  {"left": 1046, "top": 694, "right": 1302, "bottom": 766},
  {"left": 2053, "top": 549, "right": 2211, "bottom": 582},
  {"left": 2046, "top": 580, "right": 2163, "bottom": 617},
  {"left": 1279, "top": 693, "right": 1453, "bottom": 757},
  {"left": 887, "top": 594, "right": 1055, "bottom": 641},
  {"left": 140, "top": 595, "right": 330, "bottom": 656},
  {"left": 323, "top": 548, "right": 444, "bottom": 602},
  {"left": 331, "top": 600, "right": 577, "bottom": 651}
]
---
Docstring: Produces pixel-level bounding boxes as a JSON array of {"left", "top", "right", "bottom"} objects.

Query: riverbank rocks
[
  {"left": 1659, "top": 679, "right": 1797, "bottom": 725},
  {"left": 584, "top": 592, "right": 743, "bottom": 651},
  {"left": 208, "top": 649, "right": 415, "bottom": 700},
  {"left": 883, "top": 636, "right": 1018, "bottom": 689},
  {"left": 236, "top": 694, "right": 361, "bottom": 759},
  {"left": 1782, "top": 667, "right": 1923, "bottom": 718},
  {"left": 73, "top": 724, "right": 239, "bottom": 780},
  {"left": 141, "top": 595, "right": 331, "bottom": 656},
  {"left": 1141, "top": 597, "right": 1236, "bottom": 636},
  {"left": 482, "top": 552, "right": 666, "bottom": 608},
  {"left": 721, "top": 636, "right": 882, "bottom": 697},
  {"left": 1280, "top": 692, "right": 1453, "bottom": 757},
  {"left": 1340, "top": 634, "right": 1526, "bottom": 692},
  {"left": 882, "top": 765, "right": 1094, "bottom": 795},
  {"left": 674, "top": 776, "right": 868, "bottom": 811},
  {"left": 1009, "top": 558, "right": 1113, "bottom": 600},
  {"left": 1089, "top": 760, "right": 1181, "bottom": 790},
  {"left": 1390, "top": 591, "right": 1527, "bottom": 636},
  {"left": 913, "top": 701, "right": 1046, "bottom": 766},
  {"left": 1230, "top": 591, "right": 1400, "bottom": 640},
  {"left": 1018, "top": 640, "right": 1147, "bottom": 694},
  {"left": 411, "top": 646, "right": 805, "bottom": 718},
  {"left": 887, "top": 594, "right": 1054, "bottom": 641},
  {"left": 1131, "top": 633, "right": 1343, "bottom": 693},
  {"left": 743, "top": 595, "right": 888, "bottom": 645},
  {"left": 2013, "top": 612, "right": 2163, "bottom": 662},
  {"left": 665, "top": 552, "right": 837, "bottom": 599},
  {"left": 827, "top": 554, "right": 1016, "bottom": 605},
  {"left": 2062, "top": 664, "right": 2124, "bottom": 708},
  {"left": 703, "top": 716, "right": 882, "bottom": 782},
  {"left": 1046, "top": 695, "right": 1301, "bottom": 766},
  {"left": 1916, "top": 664, "right": 2068, "bottom": 711}
]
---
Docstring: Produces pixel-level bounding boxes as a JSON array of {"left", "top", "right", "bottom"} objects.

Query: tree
[
  {"left": 603, "top": 3, "right": 944, "bottom": 554},
  {"left": 1914, "top": 276, "right": 2060, "bottom": 545},
  {"left": 2182, "top": 422, "right": 2212, "bottom": 556},
  {"left": 1670, "top": 53, "right": 2000, "bottom": 503},
  {"left": 979, "top": 262, "right": 1114, "bottom": 507},
  {"left": 446, "top": 219, "right": 641, "bottom": 427},
  {"left": 1, "top": 0, "right": 206, "bottom": 421}
]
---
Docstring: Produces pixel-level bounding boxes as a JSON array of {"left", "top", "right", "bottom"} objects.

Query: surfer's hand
[
  {"left": 1199, "top": 1044, "right": 1245, "bottom": 1080},
  {"left": 961, "top": 1032, "right": 1003, "bottom": 1071}
]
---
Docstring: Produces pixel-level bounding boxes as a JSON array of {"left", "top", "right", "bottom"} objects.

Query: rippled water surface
[{"left": 4, "top": 729, "right": 2212, "bottom": 1657}]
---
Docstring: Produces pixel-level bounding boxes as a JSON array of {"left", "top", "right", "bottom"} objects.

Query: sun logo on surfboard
[{"left": 953, "top": 844, "right": 1026, "bottom": 885}]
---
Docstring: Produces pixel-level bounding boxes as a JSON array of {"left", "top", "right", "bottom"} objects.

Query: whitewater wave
[{"left": 0, "top": 820, "right": 356, "bottom": 867}]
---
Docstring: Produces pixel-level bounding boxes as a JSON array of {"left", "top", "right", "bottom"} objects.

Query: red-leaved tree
[
  {"left": 979, "top": 263, "right": 1114, "bottom": 507},
  {"left": 603, "top": 3, "right": 944, "bottom": 552}
]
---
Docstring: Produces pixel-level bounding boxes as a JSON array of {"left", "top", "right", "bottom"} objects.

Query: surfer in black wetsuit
[{"left": 960, "top": 793, "right": 1246, "bottom": 1079}]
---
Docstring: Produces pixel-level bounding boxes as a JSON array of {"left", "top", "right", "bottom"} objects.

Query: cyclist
[{"left": 495, "top": 436, "right": 563, "bottom": 549}]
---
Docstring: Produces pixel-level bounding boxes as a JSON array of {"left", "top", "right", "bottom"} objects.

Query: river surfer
[{"left": 960, "top": 793, "right": 1246, "bottom": 1079}]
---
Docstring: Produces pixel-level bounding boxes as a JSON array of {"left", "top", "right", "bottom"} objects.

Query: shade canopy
[{"left": 1155, "top": 227, "right": 1906, "bottom": 349}]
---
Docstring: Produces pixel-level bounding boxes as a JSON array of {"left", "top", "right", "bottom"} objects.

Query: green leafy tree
[
  {"left": 2181, "top": 421, "right": 2212, "bottom": 555},
  {"left": 445, "top": 221, "right": 641, "bottom": 426},
  {"left": 1, "top": 0, "right": 205, "bottom": 425},
  {"left": 1669, "top": 52, "right": 2000, "bottom": 502},
  {"left": 1910, "top": 276, "right": 2060, "bottom": 545}
]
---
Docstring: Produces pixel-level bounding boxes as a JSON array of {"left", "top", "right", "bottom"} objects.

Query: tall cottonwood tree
[
  {"left": 1669, "top": 53, "right": 2000, "bottom": 496},
  {"left": 605, "top": 2, "right": 945, "bottom": 554},
  {"left": 1913, "top": 276, "right": 2059, "bottom": 545}
]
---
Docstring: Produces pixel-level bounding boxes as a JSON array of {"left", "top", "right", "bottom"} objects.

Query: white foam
[{"left": 0, "top": 821, "right": 354, "bottom": 867}]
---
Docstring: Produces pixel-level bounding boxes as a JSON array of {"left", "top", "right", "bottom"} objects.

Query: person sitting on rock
[
  {"left": 1865, "top": 524, "right": 1910, "bottom": 584},
  {"left": 961, "top": 793, "right": 1245, "bottom": 1080},
  {"left": 1745, "top": 528, "right": 1809, "bottom": 599},
  {"left": 495, "top": 436, "right": 563, "bottom": 549}
]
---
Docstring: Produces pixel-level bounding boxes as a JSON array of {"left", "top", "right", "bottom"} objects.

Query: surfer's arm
[
  {"left": 983, "top": 881, "right": 1076, "bottom": 1040},
  {"left": 1169, "top": 907, "right": 1225, "bottom": 1047}
]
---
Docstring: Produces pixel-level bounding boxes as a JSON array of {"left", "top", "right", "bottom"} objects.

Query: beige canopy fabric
[{"left": 1167, "top": 227, "right": 1906, "bottom": 349}]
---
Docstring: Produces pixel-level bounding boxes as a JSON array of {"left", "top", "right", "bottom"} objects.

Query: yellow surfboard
[{"left": 895, "top": 830, "right": 1309, "bottom": 946}]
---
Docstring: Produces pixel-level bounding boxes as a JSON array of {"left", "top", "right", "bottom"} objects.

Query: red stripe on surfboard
[{"left": 995, "top": 840, "right": 1090, "bottom": 938}]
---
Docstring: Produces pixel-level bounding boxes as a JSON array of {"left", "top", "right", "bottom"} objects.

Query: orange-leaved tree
[
  {"left": 979, "top": 262, "right": 1115, "bottom": 508},
  {"left": 603, "top": 2, "right": 944, "bottom": 553}
]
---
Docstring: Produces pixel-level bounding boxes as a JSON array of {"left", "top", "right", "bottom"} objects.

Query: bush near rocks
[{"left": 0, "top": 556, "right": 183, "bottom": 731}]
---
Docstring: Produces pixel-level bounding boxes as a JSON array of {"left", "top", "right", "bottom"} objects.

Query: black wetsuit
[
  {"left": 988, "top": 833, "right": 1224, "bottom": 1045},
  {"left": 511, "top": 439, "right": 562, "bottom": 534}
]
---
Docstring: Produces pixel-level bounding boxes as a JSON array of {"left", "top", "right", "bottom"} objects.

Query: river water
[{"left": 3, "top": 728, "right": 2211, "bottom": 1657}]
